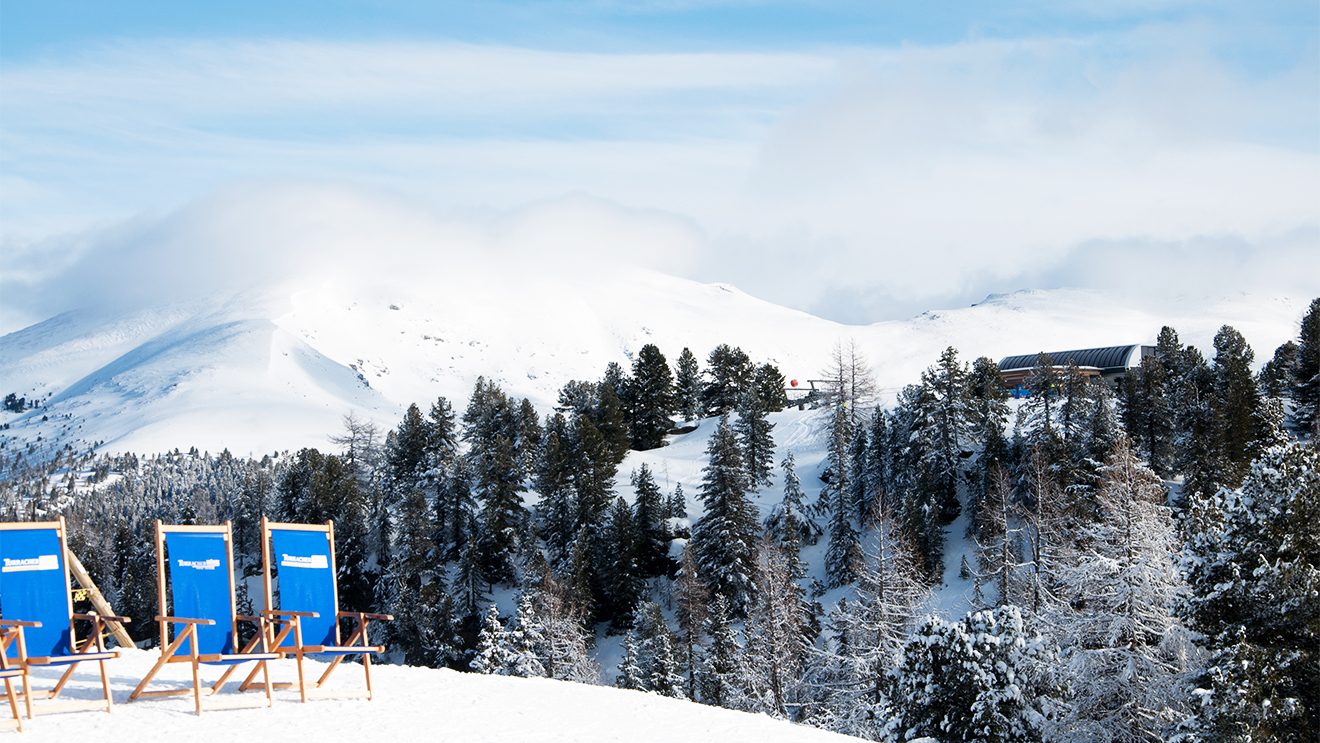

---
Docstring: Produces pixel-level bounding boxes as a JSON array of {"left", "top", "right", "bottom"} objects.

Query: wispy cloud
[{"left": 1, "top": 17, "right": 1315, "bottom": 325}]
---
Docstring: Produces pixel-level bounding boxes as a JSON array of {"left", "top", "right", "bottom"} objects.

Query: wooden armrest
[
  {"left": 235, "top": 614, "right": 271, "bottom": 623},
  {"left": 0, "top": 619, "right": 41, "bottom": 628},
  {"left": 73, "top": 612, "right": 131, "bottom": 623},
  {"left": 337, "top": 611, "right": 394, "bottom": 621},
  {"left": 262, "top": 609, "right": 318, "bottom": 618},
  {"left": 156, "top": 615, "right": 216, "bottom": 626}
]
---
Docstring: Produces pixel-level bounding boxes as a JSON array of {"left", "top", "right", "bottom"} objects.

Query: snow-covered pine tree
[
  {"left": 1179, "top": 443, "right": 1320, "bottom": 740},
  {"left": 697, "top": 594, "right": 745, "bottom": 709},
  {"left": 691, "top": 415, "right": 759, "bottom": 611},
  {"left": 631, "top": 463, "right": 674, "bottom": 579},
  {"left": 734, "top": 388, "right": 776, "bottom": 490},
  {"left": 616, "top": 634, "right": 646, "bottom": 690},
  {"left": 674, "top": 347, "right": 703, "bottom": 422},
  {"left": 629, "top": 343, "right": 675, "bottom": 450},
  {"left": 819, "top": 338, "right": 877, "bottom": 427},
  {"left": 764, "top": 451, "right": 820, "bottom": 569},
  {"left": 1055, "top": 434, "right": 1196, "bottom": 742},
  {"left": 974, "top": 463, "right": 1023, "bottom": 608},
  {"left": 1176, "top": 354, "right": 1227, "bottom": 506},
  {"left": 522, "top": 569, "right": 598, "bottom": 683},
  {"left": 741, "top": 538, "right": 810, "bottom": 717},
  {"left": 823, "top": 402, "right": 861, "bottom": 588},
  {"left": 601, "top": 496, "right": 642, "bottom": 628},
  {"left": 385, "top": 488, "right": 442, "bottom": 665},
  {"left": 703, "top": 344, "right": 754, "bottom": 417},
  {"left": 922, "top": 346, "right": 972, "bottom": 522},
  {"left": 1212, "top": 325, "right": 1262, "bottom": 486},
  {"left": 535, "top": 412, "right": 575, "bottom": 563},
  {"left": 475, "top": 432, "right": 527, "bottom": 586},
  {"left": 752, "top": 362, "right": 788, "bottom": 412},
  {"left": 887, "top": 605, "right": 1063, "bottom": 743},
  {"left": 514, "top": 397, "right": 543, "bottom": 481},
  {"left": 847, "top": 425, "right": 870, "bottom": 526},
  {"left": 503, "top": 592, "right": 548, "bottom": 678},
  {"left": 674, "top": 546, "right": 710, "bottom": 700},
  {"left": 471, "top": 603, "right": 509, "bottom": 674},
  {"left": 665, "top": 481, "right": 688, "bottom": 521},
  {"left": 1293, "top": 298, "right": 1320, "bottom": 436}
]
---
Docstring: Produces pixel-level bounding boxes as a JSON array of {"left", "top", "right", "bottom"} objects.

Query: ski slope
[
  {"left": 8, "top": 648, "right": 855, "bottom": 742},
  {"left": 0, "top": 262, "right": 1308, "bottom": 460}
]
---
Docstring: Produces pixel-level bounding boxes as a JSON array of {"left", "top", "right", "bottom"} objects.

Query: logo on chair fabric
[
  {"left": 280, "top": 553, "right": 329, "bottom": 569},
  {"left": 1, "top": 555, "right": 58, "bottom": 573},
  {"left": 177, "top": 558, "right": 221, "bottom": 571}
]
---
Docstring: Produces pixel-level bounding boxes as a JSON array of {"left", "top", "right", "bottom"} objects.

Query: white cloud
[{"left": 1, "top": 27, "right": 1315, "bottom": 326}]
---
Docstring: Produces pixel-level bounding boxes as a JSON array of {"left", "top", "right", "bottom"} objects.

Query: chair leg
[
  {"left": 99, "top": 657, "right": 114, "bottom": 712},
  {"left": 50, "top": 662, "right": 79, "bottom": 699},
  {"left": 262, "top": 660, "right": 274, "bottom": 708},
  {"left": 132, "top": 631, "right": 192, "bottom": 701},
  {"left": 316, "top": 655, "right": 345, "bottom": 687},
  {"left": 190, "top": 631, "right": 203, "bottom": 716},
  {"left": 3, "top": 677, "right": 19, "bottom": 732},
  {"left": 295, "top": 651, "right": 307, "bottom": 704},
  {"left": 363, "top": 653, "right": 374, "bottom": 702},
  {"left": 20, "top": 670, "right": 32, "bottom": 720}
]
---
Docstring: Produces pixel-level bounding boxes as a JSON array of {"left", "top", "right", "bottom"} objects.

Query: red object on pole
[{"left": 790, "top": 379, "right": 799, "bottom": 387}]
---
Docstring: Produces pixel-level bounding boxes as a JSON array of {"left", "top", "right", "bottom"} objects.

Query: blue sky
[{"left": 1, "top": 1, "right": 1317, "bottom": 325}]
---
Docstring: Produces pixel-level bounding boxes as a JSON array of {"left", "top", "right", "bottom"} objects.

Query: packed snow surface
[
  {"left": 0, "top": 266, "right": 1307, "bottom": 459},
  {"left": 9, "top": 648, "right": 855, "bottom": 742}
]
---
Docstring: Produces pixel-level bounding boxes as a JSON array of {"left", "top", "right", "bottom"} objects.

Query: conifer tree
[
  {"left": 752, "top": 362, "right": 788, "bottom": 412},
  {"left": 471, "top": 603, "right": 509, "bottom": 674},
  {"left": 764, "top": 451, "right": 820, "bottom": 561},
  {"left": 1292, "top": 298, "right": 1320, "bottom": 435},
  {"left": 691, "top": 416, "right": 759, "bottom": 611},
  {"left": 629, "top": 344, "right": 676, "bottom": 450},
  {"left": 674, "top": 347, "right": 703, "bottom": 422},
  {"left": 1259, "top": 341, "right": 1299, "bottom": 401},
  {"left": 887, "top": 605, "right": 1062, "bottom": 743},
  {"left": 742, "top": 539, "right": 809, "bottom": 717},
  {"left": 475, "top": 433, "right": 527, "bottom": 585},
  {"left": 515, "top": 398, "right": 543, "bottom": 479},
  {"left": 535, "top": 413, "right": 576, "bottom": 562},
  {"left": 812, "top": 502, "right": 930, "bottom": 737},
  {"left": 602, "top": 496, "right": 642, "bottom": 628},
  {"left": 665, "top": 482, "right": 688, "bottom": 521},
  {"left": 1056, "top": 435, "right": 1195, "bottom": 741},
  {"left": 1212, "top": 325, "right": 1262, "bottom": 486},
  {"left": 674, "top": 547, "right": 710, "bottom": 700},
  {"left": 630, "top": 464, "right": 674, "bottom": 579},
  {"left": 734, "top": 388, "right": 776, "bottom": 490},
  {"left": 698, "top": 594, "right": 744, "bottom": 709},
  {"left": 823, "top": 403, "right": 861, "bottom": 588},
  {"left": 703, "top": 344, "right": 754, "bottom": 416},
  {"left": 1180, "top": 443, "right": 1320, "bottom": 740}
]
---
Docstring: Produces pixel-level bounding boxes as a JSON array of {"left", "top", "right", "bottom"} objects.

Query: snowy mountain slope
[
  {"left": 12, "top": 648, "right": 856, "bottom": 743},
  {"left": 0, "top": 263, "right": 1309, "bottom": 458}
]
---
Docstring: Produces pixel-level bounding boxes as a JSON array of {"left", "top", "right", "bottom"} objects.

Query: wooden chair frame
[
  {"left": 0, "top": 517, "right": 126, "bottom": 718},
  {"left": 0, "top": 628, "right": 29, "bottom": 732},
  {"left": 238, "top": 518, "right": 392, "bottom": 702},
  {"left": 129, "top": 521, "right": 279, "bottom": 715}
]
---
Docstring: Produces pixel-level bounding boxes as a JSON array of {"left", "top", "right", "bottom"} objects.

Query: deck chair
[
  {"left": 240, "top": 518, "right": 392, "bottom": 701},
  {"left": 0, "top": 517, "right": 126, "bottom": 717},
  {"left": 129, "top": 521, "right": 278, "bottom": 715},
  {"left": 1, "top": 627, "right": 27, "bottom": 731}
]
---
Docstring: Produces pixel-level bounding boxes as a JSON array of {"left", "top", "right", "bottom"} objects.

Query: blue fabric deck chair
[
  {"left": 240, "top": 518, "right": 392, "bottom": 702},
  {"left": 0, "top": 517, "right": 127, "bottom": 717},
  {"left": 128, "top": 521, "right": 279, "bottom": 715},
  {"left": 1, "top": 627, "right": 28, "bottom": 732}
]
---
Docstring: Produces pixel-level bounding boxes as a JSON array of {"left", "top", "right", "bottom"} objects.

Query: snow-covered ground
[
  {"left": 0, "top": 263, "right": 1308, "bottom": 460},
  {"left": 9, "top": 648, "right": 856, "bottom": 742}
]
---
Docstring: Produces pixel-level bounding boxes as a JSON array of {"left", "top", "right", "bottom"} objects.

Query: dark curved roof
[{"left": 999, "top": 345, "right": 1141, "bottom": 373}]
